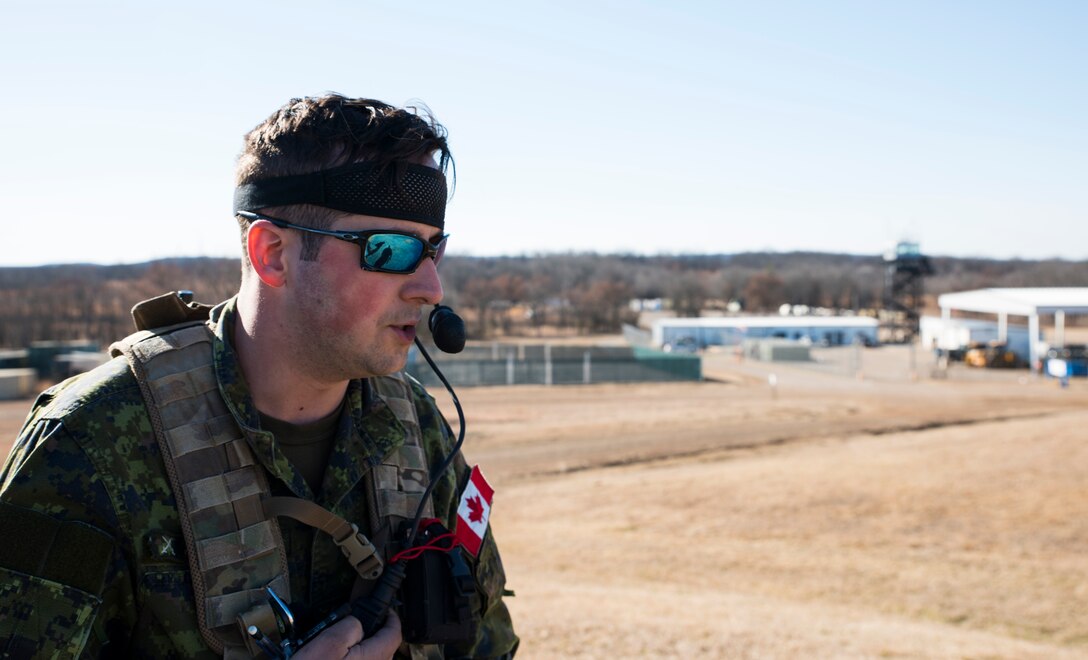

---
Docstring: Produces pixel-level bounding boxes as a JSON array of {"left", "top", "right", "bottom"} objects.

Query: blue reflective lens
[{"left": 364, "top": 233, "right": 426, "bottom": 272}]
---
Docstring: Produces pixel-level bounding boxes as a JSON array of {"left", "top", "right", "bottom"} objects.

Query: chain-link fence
[{"left": 406, "top": 343, "right": 701, "bottom": 387}]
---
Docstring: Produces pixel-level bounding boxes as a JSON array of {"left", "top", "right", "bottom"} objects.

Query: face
[{"left": 283, "top": 213, "right": 445, "bottom": 382}]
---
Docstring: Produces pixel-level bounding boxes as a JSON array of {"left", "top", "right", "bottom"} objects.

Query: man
[{"left": 0, "top": 95, "right": 518, "bottom": 659}]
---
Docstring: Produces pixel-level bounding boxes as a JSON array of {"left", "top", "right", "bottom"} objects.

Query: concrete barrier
[{"left": 0, "top": 368, "right": 38, "bottom": 400}]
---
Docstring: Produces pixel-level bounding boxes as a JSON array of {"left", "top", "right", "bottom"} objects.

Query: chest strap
[{"left": 263, "top": 497, "right": 383, "bottom": 580}]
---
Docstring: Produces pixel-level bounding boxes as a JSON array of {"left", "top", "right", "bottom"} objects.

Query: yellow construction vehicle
[{"left": 964, "top": 341, "right": 1022, "bottom": 368}]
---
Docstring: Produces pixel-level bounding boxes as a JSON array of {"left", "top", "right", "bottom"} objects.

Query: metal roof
[{"left": 937, "top": 288, "right": 1088, "bottom": 316}]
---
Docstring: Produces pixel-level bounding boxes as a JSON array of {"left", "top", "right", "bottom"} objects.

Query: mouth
[{"left": 391, "top": 323, "right": 417, "bottom": 342}]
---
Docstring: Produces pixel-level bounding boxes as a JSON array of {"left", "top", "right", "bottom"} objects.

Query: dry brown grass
[
  {"left": 444, "top": 350, "right": 1088, "bottom": 658},
  {"left": 2, "top": 346, "right": 1086, "bottom": 658},
  {"left": 490, "top": 413, "right": 1087, "bottom": 658}
]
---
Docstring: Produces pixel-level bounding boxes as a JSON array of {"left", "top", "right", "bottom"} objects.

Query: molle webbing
[
  {"left": 112, "top": 324, "right": 290, "bottom": 655},
  {"left": 370, "top": 375, "right": 433, "bottom": 529}
]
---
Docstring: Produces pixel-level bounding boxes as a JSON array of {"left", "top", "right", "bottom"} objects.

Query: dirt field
[{"left": 2, "top": 345, "right": 1087, "bottom": 658}]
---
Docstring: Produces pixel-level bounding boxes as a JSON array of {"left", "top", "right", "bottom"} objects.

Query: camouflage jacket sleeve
[
  {"left": 412, "top": 380, "right": 519, "bottom": 659},
  {"left": 0, "top": 410, "right": 137, "bottom": 658},
  {"left": 0, "top": 361, "right": 213, "bottom": 659}
]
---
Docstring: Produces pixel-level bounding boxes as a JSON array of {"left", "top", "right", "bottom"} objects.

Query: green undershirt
[{"left": 259, "top": 398, "right": 344, "bottom": 495}]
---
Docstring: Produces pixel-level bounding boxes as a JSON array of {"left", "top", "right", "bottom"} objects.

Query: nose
[{"left": 404, "top": 255, "right": 444, "bottom": 306}]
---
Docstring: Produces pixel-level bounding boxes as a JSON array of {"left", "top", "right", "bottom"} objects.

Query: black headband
[{"left": 233, "top": 162, "right": 447, "bottom": 229}]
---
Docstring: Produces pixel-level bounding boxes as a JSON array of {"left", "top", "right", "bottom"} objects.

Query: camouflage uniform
[{"left": 0, "top": 298, "right": 517, "bottom": 658}]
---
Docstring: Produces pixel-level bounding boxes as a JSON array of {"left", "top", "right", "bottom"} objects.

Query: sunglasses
[{"left": 237, "top": 211, "right": 447, "bottom": 274}]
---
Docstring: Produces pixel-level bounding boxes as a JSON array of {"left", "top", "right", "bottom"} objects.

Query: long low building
[{"left": 652, "top": 316, "right": 879, "bottom": 350}]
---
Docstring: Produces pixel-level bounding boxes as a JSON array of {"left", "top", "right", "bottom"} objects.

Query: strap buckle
[{"left": 335, "top": 523, "right": 384, "bottom": 580}]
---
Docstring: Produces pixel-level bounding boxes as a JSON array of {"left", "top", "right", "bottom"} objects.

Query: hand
[{"left": 293, "top": 610, "right": 403, "bottom": 660}]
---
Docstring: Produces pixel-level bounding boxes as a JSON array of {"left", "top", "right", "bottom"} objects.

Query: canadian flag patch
[{"left": 454, "top": 465, "right": 494, "bottom": 557}]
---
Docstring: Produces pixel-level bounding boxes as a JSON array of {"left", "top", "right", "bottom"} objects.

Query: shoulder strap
[
  {"left": 112, "top": 323, "right": 290, "bottom": 656},
  {"left": 130, "top": 290, "right": 215, "bottom": 331}
]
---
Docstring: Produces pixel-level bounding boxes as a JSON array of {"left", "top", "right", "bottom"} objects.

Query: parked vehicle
[
  {"left": 964, "top": 341, "right": 1022, "bottom": 369},
  {"left": 1045, "top": 344, "right": 1088, "bottom": 377},
  {"left": 663, "top": 336, "right": 699, "bottom": 354}
]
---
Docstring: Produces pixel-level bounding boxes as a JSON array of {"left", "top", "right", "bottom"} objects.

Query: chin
[{"left": 362, "top": 355, "right": 409, "bottom": 378}]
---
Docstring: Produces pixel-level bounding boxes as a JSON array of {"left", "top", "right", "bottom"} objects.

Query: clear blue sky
[{"left": 2, "top": 1, "right": 1085, "bottom": 266}]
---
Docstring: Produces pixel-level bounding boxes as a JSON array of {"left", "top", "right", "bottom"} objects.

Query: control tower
[{"left": 881, "top": 241, "right": 934, "bottom": 343}]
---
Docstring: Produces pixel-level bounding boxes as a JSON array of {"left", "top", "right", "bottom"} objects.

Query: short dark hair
[{"left": 235, "top": 94, "right": 453, "bottom": 261}]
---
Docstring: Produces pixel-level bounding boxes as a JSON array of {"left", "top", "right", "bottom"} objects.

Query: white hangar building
[
  {"left": 937, "top": 287, "right": 1088, "bottom": 371},
  {"left": 652, "top": 316, "right": 880, "bottom": 350},
  {"left": 920, "top": 315, "right": 1036, "bottom": 362}
]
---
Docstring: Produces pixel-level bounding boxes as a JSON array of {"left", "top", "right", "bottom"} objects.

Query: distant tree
[
  {"left": 525, "top": 274, "right": 555, "bottom": 335},
  {"left": 569, "top": 280, "right": 634, "bottom": 333},
  {"left": 783, "top": 272, "right": 824, "bottom": 307},
  {"left": 459, "top": 277, "right": 499, "bottom": 338},
  {"left": 668, "top": 272, "right": 709, "bottom": 317},
  {"left": 743, "top": 271, "right": 785, "bottom": 312},
  {"left": 491, "top": 273, "right": 527, "bottom": 334}
]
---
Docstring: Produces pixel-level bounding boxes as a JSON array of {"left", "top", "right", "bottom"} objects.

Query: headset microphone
[{"left": 428, "top": 305, "right": 466, "bottom": 354}]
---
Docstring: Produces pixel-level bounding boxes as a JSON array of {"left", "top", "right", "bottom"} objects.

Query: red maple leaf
[{"left": 466, "top": 495, "right": 485, "bottom": 523}]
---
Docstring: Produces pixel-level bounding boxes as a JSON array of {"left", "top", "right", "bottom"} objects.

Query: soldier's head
[
  {"left": 233, "top": 94, "right": 453, "bottom": 265},
  {"left": 232, "top": 94, "right": 454, "bottom": 379}
]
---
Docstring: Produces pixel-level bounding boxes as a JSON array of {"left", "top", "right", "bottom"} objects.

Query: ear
[{"left": 246, "top": 221, "right": 289, "bottom": 287}]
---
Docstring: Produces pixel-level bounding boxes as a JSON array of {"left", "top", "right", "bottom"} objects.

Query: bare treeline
[
  {"left": 0, "top": 253, "right": 1084, "bottom": 348},
  {"left": 441, "top": 252, "right": 1088, "bottom": 337},
  {"left": 0, "top": 259, "right": 239, "bottom": 349}
]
